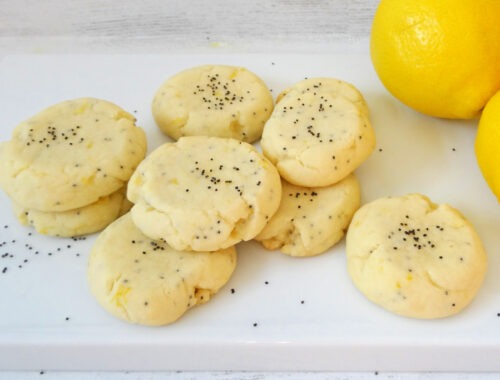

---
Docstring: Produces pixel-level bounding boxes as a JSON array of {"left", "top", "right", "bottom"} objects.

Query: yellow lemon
[
  {"left": 475, "top": 90, "right": 500, "bottom": 200},
  {"left": 370, "top": 0, "right": 500, "bottom": 119}
]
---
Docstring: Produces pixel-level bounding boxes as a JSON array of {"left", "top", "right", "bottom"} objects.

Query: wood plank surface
[{"left": 0, "top": 0, "right": 376, "bottom": 53}]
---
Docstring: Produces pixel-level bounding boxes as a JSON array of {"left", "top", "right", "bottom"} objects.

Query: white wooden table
[
  {"left": 0, "top": 1, "right": 498, "bottom": 379},
  {"left": 0, "top": 0, "right": 374, "bottom": 54}
]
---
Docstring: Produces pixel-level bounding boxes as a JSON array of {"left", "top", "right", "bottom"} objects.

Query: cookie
[
  {"left": 0, "top": 98, "right": 147, "bottom": 212},
  {"left": 127, "top": 136, "right": 282, "bottom": 251},
  {"left": 260, "top": 78, "right": 375, "bottom": 187},
  {"left": 13, "top": 187, "right": 131, "bottom": 237},
  {"left": 152, "top": 64, "right": 274, "bottom": 143},
  {"left": 87, "top": 213, "right": 237, "bottom": 326},
  {"left": 255, "top": 174, "right": 360, "bottom": 257},
  {"left": 276, "top": 77, "right": 370, "bottom": 116},
  {"left": 345, "top": 194, "right": 487, "bottom": 319}
]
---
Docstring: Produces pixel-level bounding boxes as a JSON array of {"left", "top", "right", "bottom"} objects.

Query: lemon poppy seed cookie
[
  {"left": 346, "top": 194, "right": 487, "bottom": 319},
  {"left": 255, "top": 174, "right": 360, "bottom": 257},
  {"left": 0, "top": 98, "right": 147, "bottom": 212},
  {"left": 127, "top": 136, "right": 282, "bottom": 252},
  {"left": 261, "top": 79, "right": 375, "bottom": 187},
  {"left": 276, "top": 77, "right": 370, "bottom": 117},
  {"left": 88, "top": 213, "right": 237, "bottom": 326},
  {"left": 13, "top": 186, "right": 131, "bottom": 237},
  {"left": 152, "top": 64, "right": 274, "bottom": 143}
]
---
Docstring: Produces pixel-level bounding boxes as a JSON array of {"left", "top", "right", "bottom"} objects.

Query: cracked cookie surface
[
  {"left": 345, "top": 193, "right": 487, "bottom": 319},
  {"left": 152, "top": 64, "right": 274, "bottom": 143},
  {"left": 0, "top": 98, "right": 147, "bottom": 212},
  {"left": 127, "top": 136, "right": 281, "bottom": 251},
  {"left": 260, "top": 78, "right": 375, "bottom": 187}
]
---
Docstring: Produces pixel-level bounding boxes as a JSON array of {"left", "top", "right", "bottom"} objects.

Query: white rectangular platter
[{"left": 0, "top": 54, "right": 499, "bottom": 372}]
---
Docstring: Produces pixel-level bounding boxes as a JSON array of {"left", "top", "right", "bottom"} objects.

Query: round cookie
[
  {"left": 345, "top": 194, "right": 487, "bottom": 319},
  {"left": 255, "top": 174, "right": 360, "bottom": 257},
  {"left": 260, "top": 78, "right": 375, "bottom": 187},
  {"left": 0, "top": 98, "right": 147, "bottom": 212},
  {"left": 87, "top": 213, "right": 237, "bottom": 326},
  {"left": 13, "top": 187, "right": 131, "bottom": 237},
  {"left": 127, "top": 136, "right": 282, "bottom": 252},
  {"left": 152, "top": 64, "right": 274, "bottom": 143},
  {"left": 275, "top": 77, "right": 370, "bottom": 116}
]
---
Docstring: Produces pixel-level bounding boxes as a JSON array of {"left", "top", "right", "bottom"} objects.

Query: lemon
[
  {"left": 370, "top": 0, "right": 500, "bottom": 119},
  {"left": 475, "top": 90, "right": 500, "bottom": 200}
]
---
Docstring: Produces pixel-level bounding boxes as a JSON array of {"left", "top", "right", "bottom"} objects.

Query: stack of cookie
[
  {"left": 256, "top": 78, "right": 376, "bottom": 257},
  {"left": 88, "top": 135, "right": 282, "bottom": 326},
  {"left": 0, "top": 98, "right": 147, "bottom": 237}
]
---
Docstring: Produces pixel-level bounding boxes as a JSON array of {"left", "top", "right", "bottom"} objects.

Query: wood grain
[{"left": 0, "top": 0, "right": 377, "bottom": 53}]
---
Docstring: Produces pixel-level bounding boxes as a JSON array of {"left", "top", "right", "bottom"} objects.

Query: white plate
[{"left": 0, "top": 54, "right": 499, "bottom": 372}]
